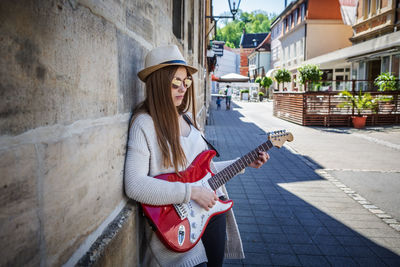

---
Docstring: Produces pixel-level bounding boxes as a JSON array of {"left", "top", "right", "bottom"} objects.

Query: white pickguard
[{"left": 175, "top": 173, "right": 233, "bottom": 244}]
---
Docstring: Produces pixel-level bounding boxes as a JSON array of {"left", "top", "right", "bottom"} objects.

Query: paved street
[{"left": 205, "top": 98, "right": 400, "bottom": 266}]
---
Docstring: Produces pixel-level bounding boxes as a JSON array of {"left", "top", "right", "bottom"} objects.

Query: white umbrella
[{"left": 218, "top": 73, "right": 249, "bottom": 82}]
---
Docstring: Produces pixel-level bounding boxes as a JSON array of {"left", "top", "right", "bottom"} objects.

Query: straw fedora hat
[{"left": 138, "top": 45, "right": 198, "bottom": 82}]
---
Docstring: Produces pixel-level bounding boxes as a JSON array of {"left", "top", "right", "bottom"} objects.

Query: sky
[{"left": 212, "top": 0, "right": 289, "bottom": 17}]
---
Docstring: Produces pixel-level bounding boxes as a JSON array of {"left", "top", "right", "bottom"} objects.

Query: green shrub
[
  {"left": 274, "top": 69, "right": 291, "bottom": 90},
  {"left": 298, "top": 64, "right": 323, "bottom": 91},
  {"left": 261, "top": 77, "right": 273, "bottom": 88},
  {"left": 374, "top": 72, "right": 397, "bottom": 91}
]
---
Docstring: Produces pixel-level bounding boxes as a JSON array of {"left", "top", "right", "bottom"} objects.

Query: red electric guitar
[{"left": 141, "top": 130, "right": 294, "bottom": 252}]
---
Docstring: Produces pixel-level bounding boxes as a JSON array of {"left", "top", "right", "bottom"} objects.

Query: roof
[
  {"left": 240, "top": 33, "right": 269, "bottom": 48},
  {"left": 255, "top": 33, "right": 271, "bottom": 51},
  {"left": 248, "top": 33, "right": 271, "bottom": 57}
]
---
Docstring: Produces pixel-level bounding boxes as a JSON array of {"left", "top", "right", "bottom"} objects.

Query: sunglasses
[{"left": 171, "top": 77, "right": 192, "bottom": 89}]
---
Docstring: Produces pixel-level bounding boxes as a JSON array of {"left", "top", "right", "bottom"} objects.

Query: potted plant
[
  {"left": 374, "top": 72, "right": 398, "bottom": 91},
  {"left": 240, "top": 89, "right": 249, "bottom": 101},
  {"left": 261, "top": 76, "right": 273, "bottom": 98},
  {"left": 374, "top": 72, "right": 398, "bottom": 113},
  {"left": 274, "top": 69, "right": 291, "bottom": 91},
  {"left": 337, "top": 90, "right": 378, "bottom": 128},
  {"left": 258, "top": 91, "right": 265, "bottom": 102},
  {"left": 298, "top": 64, "right": 323, "bottom": 91}
]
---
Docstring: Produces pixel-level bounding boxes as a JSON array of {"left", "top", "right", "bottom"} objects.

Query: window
[
  {"left": 351, "top": 62, "right": 359, "bottom": 80},
  {"left": 283, "top": 19, "right": 287, "bottom": 33},
  {"left": 173, "top": 0, "right": 183, "bottom": 39},
  {"left": 188, "top": 21, "right": 193, "bottom": 52},
  {"left": 359, "top": 61, "right": 366, "bottom": 80},
  {"left": 198, "top": 0, "right": 203, "bottom": 64},
  {"left": 376, "top": 0, "right": 381, "bottom": 11},
  {"left": 364, "top": 0, "right": 371, "bottom": 18},
  {"left": 299, "top": 39, "right": 303, "bottom": 55},
  {"left": 301, "top": 3, "right": 305, "bottom": 21},
  {"left": 392, "top": 55, "right": 400, "bottom": 78},
  {"left": 294, "top": 9, "right": 298, "bottom": 26},
  {"left": 292, "top": 43, "right": 296, "bottom": 58},
  {"left": 382, "top": 56, "right": 390, "bottom": 73},
  {"left": 288, "top": 15, "right": 292, "bottom": 30}
]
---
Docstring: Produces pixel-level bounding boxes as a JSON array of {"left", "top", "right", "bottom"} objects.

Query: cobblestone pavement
[{"left": 205, "top": 100, "right": 400, "bottom": 267}]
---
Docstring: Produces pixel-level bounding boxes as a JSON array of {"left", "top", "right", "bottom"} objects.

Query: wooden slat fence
[{"left": 273, "top": 85, "right": 400, "bottom": 127}]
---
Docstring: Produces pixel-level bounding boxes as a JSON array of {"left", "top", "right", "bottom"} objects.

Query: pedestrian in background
[
  {"left": 225, "top": 85, "right": 232, "bottom": 110},
  {"left": 124, "top": 45, "right": 269, "bottom": 267},
  {"left": 216, "top": 96, "right": 222, "bottom": 110}
]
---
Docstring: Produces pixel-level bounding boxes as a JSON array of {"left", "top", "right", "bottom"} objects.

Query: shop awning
[
  {"left": 302, "top": 31, "right": 400, "bottom": 68},
  {"left": 266, "top": 68, "right": 278, "bottom": 78}
]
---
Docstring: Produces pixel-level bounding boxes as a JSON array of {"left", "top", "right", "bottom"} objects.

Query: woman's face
[{"left": 171, "top": 67, "right": 191, "bottom": 107}]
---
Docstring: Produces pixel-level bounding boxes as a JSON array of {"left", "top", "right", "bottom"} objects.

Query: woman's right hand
[{"left": 190, "top": 186, "right": 218, "bottom": 211}]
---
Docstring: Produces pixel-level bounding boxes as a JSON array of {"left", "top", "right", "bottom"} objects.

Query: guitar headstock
[{"left": 268, "top": 130, "right": 294, "bottom": 148}]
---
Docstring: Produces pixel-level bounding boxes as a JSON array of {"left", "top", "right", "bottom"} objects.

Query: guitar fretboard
[{"left": 208, "top": 139, "right": 273, "bottom": 191}]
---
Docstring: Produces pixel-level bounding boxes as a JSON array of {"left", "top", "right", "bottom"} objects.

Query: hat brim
[{"left": 138, "top": 63, "right": 198, "bottom": 82}]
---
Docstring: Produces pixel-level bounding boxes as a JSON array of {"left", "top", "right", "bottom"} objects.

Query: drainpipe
[{"left": 304, "top": 23, "right": 307, "bottom": 61}]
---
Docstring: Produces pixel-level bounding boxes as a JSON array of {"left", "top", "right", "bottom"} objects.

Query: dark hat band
[{"left": 161, "top": 59, "right": 187, "bottom": 65}]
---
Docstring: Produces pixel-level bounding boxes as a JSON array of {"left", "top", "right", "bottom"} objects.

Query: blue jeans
[{"left": 225, "top": 96, "right": 231, "bottom": 109}]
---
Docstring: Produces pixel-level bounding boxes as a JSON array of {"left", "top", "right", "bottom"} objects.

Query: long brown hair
[{"left": 132, "top": 65, "right": 197, "bottom": 173}]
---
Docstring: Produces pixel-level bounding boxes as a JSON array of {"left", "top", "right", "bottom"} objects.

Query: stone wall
[{"left": 0, "top": 0, "right": 208, "bottom": 266}]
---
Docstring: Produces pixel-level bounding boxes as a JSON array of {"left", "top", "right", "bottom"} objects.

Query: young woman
[{"left": 124, "top": 45, "right": 269, "bottom": 267}]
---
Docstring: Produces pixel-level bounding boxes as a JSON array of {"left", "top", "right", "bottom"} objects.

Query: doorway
[{"left": 367, "top": 59, "right": 381, "bottom": 81}]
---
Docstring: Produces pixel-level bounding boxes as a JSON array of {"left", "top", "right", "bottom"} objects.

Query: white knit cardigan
[{"left": 124, "top": 113, "right": 244, "bottom": 267}]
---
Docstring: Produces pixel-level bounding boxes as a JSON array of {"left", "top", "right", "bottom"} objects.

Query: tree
[
  {"left": 274, "top": 69, "right": 291, "bottom": 90},
  {"left": 297, "top": 64, "right": 323, "bottom": 91},
  {"left": 215, "top": 10, "right": 276, "bottom": 48},
  {"left": 261, "top": 77, "right": 273, "bottom": 88}
]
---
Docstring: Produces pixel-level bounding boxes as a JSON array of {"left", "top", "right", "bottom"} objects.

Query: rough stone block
[
  {"left": 40, "top": 120, "right": 128, "bottom": 266},
  {"left": 83, "top": 204, "right": 138, "bottom": 267},
  {"left": 0, "top": 1, "right": 118, "bottom": 135},
  {"left": 116, "top": 30, "right": 146, "bottom": 113},
  {"left": 0, "top": 144, "right": 40, "bottom": 266}
]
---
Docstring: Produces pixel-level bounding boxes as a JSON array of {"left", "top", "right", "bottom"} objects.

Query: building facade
[
  {"left": 0, "top": 0, "right": 212, "bottom": 266},
  {"left": 211, "top": 45, "right": 240, "bottom": 93},
  {"left": 270, "top": 18, "right": 283, "bottom": 70},
  {"left": 351, "top": 0, "right": 400, "bottom": 81},
  {"left": 302, "top": 0, "right": 400, "bottom": 89},
  {"left": 269, "top": 0, "right": 353, "bottom": 90},
  {"left": 248, "top": 33, "right": 272, "bottom": 81},
  {"left": 239, "top": 31, "right": 269, "bottom": 76}
]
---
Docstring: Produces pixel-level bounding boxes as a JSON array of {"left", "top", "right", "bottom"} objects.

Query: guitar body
[
  {"left": 141, "top": 130, "right": 294, "bottom": 252},
  {"left": 141, "top": 150, "right": 233, "bottom": 253}
]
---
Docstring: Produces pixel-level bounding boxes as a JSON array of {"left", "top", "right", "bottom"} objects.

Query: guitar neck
[{"left": 208, "top": 139, "right": 273, "bottom": 191}]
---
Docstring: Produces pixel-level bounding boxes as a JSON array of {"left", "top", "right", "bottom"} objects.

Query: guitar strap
[{"left": 182, "top": 114, "right": 220, "bottom": 157}]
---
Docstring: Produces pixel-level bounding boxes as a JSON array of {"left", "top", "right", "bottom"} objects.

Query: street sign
[{"left": 212, "top": 41, "right": 225, "bottom": 56}]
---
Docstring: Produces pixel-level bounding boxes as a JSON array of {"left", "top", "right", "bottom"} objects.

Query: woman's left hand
[{"left": 249, "top": 151, "right": 270, "bottom": 169}]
